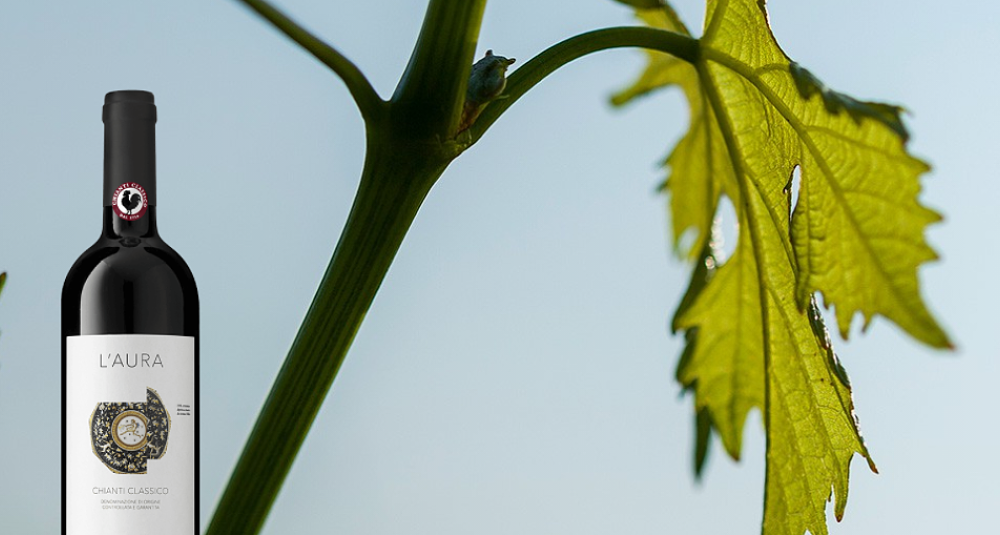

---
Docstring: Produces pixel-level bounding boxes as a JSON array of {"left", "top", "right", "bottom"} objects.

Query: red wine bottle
[{"left": 62, "top": 91, "right": 199, "bottom": 535}]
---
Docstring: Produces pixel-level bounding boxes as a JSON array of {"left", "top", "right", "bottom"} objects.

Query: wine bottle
[{"left": 62, "top": 90, "right": 199, "bottom": 535}]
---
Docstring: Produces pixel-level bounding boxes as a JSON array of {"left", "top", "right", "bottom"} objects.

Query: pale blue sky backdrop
[{"left": 1, "top": 1, "right": 995, "bottom": 533}]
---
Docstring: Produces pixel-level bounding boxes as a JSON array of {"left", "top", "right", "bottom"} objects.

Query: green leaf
[
  {"left": 612, "top": 0, "right": 672, "bottom": 10},
  {"left": 744, "top": 183, "right": 876, "bottom": 535},
  {"left": 0, "top": 272, "right": 6, "bottom": 339},
  {"left": 615, "top": 0, "right": 948, "bottom": 533},
  {"left": 611, "top": 8, "right": 732, "bottom": 260},
  {"left": 674, "top": 225, "right": 764, "bottom": 462},
  {"left": 784, "top": 62, "right": 948, "bottom": 347}
]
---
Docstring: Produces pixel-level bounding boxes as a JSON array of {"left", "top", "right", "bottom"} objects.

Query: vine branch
[
  {"left": 392, "top": 0, "right": 488, "bottom": 138},
  {"left": 236, "top": 0, "right": 385, "bottom": 122},
  {"left": 206, "top": 140, "right": 446, "bottom": 535},
  {"left": 466, "top": 26, "right": 699, "bottom": 144},
  {"left": 208, "top": 10, "right": 700, "bottom": 535}
]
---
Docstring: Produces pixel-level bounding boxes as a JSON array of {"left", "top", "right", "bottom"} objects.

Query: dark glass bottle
[{"left": 62, "top": 91, "right": 199, "bottom": 535}]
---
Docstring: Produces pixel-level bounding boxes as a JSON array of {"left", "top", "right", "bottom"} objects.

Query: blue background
[{"left": 0, "top": 1, "right": 993, "bottom": 533}]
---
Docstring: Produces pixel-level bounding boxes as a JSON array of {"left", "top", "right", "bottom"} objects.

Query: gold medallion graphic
[
  {"left": 111, "top": 410, "right": 148, "bottom": 451},
  {"left": 90, "top": 387, "right": 170, "bottom": 474}
]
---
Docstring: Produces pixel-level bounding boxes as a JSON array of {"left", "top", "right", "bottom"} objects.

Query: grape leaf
[
  {"left": 745, "top": 181, "right": 876, "bottom": 535},
  {"left": 673, "top": 226, "right": 764, "bottom": 465},
  {"left": 610, "top": 7, "right": 737, "bottom": 261},
  {"left": 613, "top": 0, "right": 948, "bottom": 533}
]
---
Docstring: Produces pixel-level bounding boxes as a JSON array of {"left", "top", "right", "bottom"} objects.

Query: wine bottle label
[
  {"left": 65, "top": 334, "right": 195, "bottom": 535},
  {"left": 111, "top": 182, "right": 148, "bottom": 221}
]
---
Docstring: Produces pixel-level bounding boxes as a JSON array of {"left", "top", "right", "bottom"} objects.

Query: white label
[{"left": 66, "top": 334, "right": 195, "bottom": 535}]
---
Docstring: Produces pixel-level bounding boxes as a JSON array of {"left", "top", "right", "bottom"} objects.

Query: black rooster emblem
[{"left": 119, "top": 190, "right": 142, "bottom": 215}]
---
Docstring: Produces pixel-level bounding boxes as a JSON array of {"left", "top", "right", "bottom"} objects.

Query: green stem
[
  {"left": 392, "top": 0, "right": 488, "bottom": 138},
  {"left": 236, "top": 0, "right": 385, "bottom": 122},
  {"left": 467, "top": 26, "right": 699, "bottom": 144},
  {"left": 208, "top": 3, "right": 489, "bottom": 532},
  {"left": 209, "top": 6, "right": 698, "bottom": 533},
  {"left": 206, "top": 135, "right": 447, "bottom": 535}
]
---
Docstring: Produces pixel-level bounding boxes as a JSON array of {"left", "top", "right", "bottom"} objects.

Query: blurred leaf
[
  {"left": 616, "top": 0, "right": 947, "bottom": 533},
  {"left": 693, "top": 404, "right": 713, "bottom": 479},
  {"left": 612, "top": 0, "right": 671, "bottom": 12},
  {"left": 0, "top": 272, "right": 6, "bottom": 341}
]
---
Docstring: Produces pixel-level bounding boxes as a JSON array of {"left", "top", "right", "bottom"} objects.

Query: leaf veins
[{"left": 613, "top": 0, "right": 947, "bottom": 533}]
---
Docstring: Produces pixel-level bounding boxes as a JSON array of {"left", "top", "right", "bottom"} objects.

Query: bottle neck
[
  {"left": 101, "top": 90, "right": 159, "bottom": 241},
  {"left": 103, "top": 206, "right": 158, "bottom": 239}
]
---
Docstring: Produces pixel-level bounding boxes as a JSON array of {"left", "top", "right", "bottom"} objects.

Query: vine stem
[
  {"left": 205, "top": 136, "right": 447, "bottom": 535},
  {"left": 393, "top": 0, "right": 488, "bottom": 138},
  {"left": 467, "top": 26, "right": 698, "bottom": 145},
  {"left": 209, "top": 3, "right": 701, "bottom": 532},
  {"left": 210, "top": 1, "right": 487, "bottom": 531},
  {"left": 236, "top": 0, "right": 385, "bottom": 122}
]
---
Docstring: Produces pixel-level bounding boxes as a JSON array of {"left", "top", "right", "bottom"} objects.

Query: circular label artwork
[
  {"left": 111, "top": 410, "right": 148, "bottom": 451},
  {"left": 90, "top": 387, "right": 170, "bottom": 474},
  {"left": 112, "top": 182, "right": 148, "bottom": 221}
]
